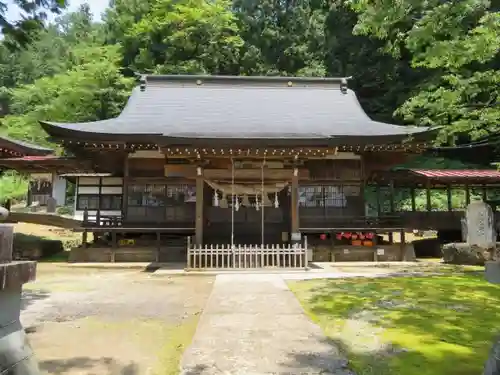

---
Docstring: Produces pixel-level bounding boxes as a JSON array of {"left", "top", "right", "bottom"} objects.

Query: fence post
[
  {"left": 186, "top": 237, "right": 191, "bottom": 270},
  {"left": 304, "top": 235, "right": 309, "bottom": 270}
]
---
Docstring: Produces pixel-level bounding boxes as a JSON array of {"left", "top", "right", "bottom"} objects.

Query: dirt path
[{"left": 22, "top": 265, "right": 214, "bottom": 375}]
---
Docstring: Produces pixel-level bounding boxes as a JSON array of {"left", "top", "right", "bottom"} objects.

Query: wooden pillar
[
  {"left": 400, "top": 229, "right": 406, "bottom": 261},
  {"left": 389, "top": 181, "right": 395, "bottom": 213},
  {"left": 465, "top": 184, "right": 471, "bottom": 205},
  {"left": 195, "top": 166, "right": 204, "bottom": 246},
  {"left": 410, "top": 187, "right": 416, "bottom": 212},
  {"left": 426, "top": 181, "right": 432, "bottom": 212},
  {"left": 156, "top": 232, "right": 161, "bottom": 262},
  {"left": 388, "top": 181, "right": 395, "bottom": 244},
  {"left": 82, "top": 208, "right": 88, "bottom": 248},
  {"left": 447, "top": 185, "right": 452, "bottom": 211},
  {"left": 82, "top": 231, "right": 88, "bottom": 248},
  {"left": 291, "top": 166, "right": 299, "bottom": 236},
  {"left": 482, "top": 184, "right": 487, "bottom": 202},
  {"left": 376, "top": 185, "right": 381, "bottom": 216},
  {"left": 122, "top": 154, "right": 129, "bottom": 219},
  {"left": 111, "top": 231, "right": 117, "bottom": 262}
]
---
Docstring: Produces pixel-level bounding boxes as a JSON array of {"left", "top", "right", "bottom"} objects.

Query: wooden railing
[
  {"left": 186, "top": 241, "right": 309, "bottom": 270},
  {"left": 299, "top": 214, "right": 404, "bottom": 230},
  {"left": 82, "top": 209, "right": 123, "bottom": 228}
]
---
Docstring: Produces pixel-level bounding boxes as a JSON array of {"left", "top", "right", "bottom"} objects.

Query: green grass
[{"left": 289, "top": 272, "right": 500, "bottom": 375}]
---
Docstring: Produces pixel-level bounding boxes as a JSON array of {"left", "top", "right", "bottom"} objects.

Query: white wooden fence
[{"left": 186, "top": 243, "right": 309, "bottom": 270}]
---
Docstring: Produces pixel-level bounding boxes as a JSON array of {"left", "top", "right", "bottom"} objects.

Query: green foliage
[
  {"left": 348, "top": 0, "right": 500, "bottom": 143},
  {"left": 128, "top": 0, "right": 244, "bottom": 74},
  {"left": 2, "top": 44, "right": 134, "bottom": 145},
  {"left": 0, "top": 171, "right": 28, "bottom": 204},
  {"left": 233, "top": 0, "right": 327, "bottom": 76},
  {"left": 0, "top": 0, "right": 67, "bottom": 50}
]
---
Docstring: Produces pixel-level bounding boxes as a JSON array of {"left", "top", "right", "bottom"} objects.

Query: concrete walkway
[{"left": 181, "top": 274, "right": 354, "bottom": 375}]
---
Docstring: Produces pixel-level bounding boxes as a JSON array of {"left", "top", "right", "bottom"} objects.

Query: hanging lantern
[
  {"left": 320, "top": 233, "right": 327, "bottom": 241},
  {"left": 242, "top": 194, "right": 250, "bottom": 206},
  {"left": 235, "top": 196, "right": 240, "bottom": 211},
  {"left": 274, "top": 192, "right": 279, "bottom": 208},
  {"left": 255, "top": 194, "right": 260, "bottom": 211},
  {"left": 213, "top": 190, "right": 219, "bottom": 207}
]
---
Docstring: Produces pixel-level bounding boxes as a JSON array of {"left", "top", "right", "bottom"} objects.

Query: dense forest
[{"left": 0, "top": 0, "right": 499, "bottom": 205}]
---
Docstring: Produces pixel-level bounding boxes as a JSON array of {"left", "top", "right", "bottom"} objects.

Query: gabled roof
[
  {"left": 0, "top": 134, "right": 53, "bottom": 156},
  {"left": 40, "top": 75, "right": 436, "bottom": 144}
]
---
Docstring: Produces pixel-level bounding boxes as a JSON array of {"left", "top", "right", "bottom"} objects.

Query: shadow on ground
[
  {"left": 39, "top": 357, "right": 139, "bottom": 375},
  {"left": 180, "top": 364, "right": 209, "bottom": 375},
  {"left": 282, "top": 334, "right": 484, "bottom": 375},
  {"left": 21, "top": 289, "right": 50, "bottom": 311}
]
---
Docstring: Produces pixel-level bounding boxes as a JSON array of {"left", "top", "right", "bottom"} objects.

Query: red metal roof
[{"left": 410, "top": 169, "right": 500, "bottom": 179}]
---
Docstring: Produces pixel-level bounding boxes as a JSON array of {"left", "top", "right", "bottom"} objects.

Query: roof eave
[{"left": 0, "top": 134, "right": 53, "bottom": 156}]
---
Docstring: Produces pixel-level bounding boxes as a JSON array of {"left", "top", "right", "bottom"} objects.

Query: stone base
[
  {"left": 442, "top": 243, "right": 494, "bottom": 265},
  {"left": 483, "top": 334, "right": 500, "bottom": 375},
  {"left": 0, "top": 261, "right": 39, "bottom": 374},
  {"left": 69, "top": 247, "right": 157, "bottom": 262},
  {"left": 485, "top": 261, "right": 500, "bottom": 284},
  {"left": 0, "top": 261, "right": 37, "bottom": 291},
  {"left": 312, "top": 244, "right": 405, "bottom": 262}
]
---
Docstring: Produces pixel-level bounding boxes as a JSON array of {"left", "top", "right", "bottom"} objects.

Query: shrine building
[{"left": 2, "top": 75, "right": 500, "bottom": 266}]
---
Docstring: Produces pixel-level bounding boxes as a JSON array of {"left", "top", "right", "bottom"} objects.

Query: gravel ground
[{"left": 21, "top": 265, "right": 214, "bottom": 375}]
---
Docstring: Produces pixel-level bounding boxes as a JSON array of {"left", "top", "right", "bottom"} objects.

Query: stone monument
[
  {"left": 466, "top": 200, "right": 496, "bottom": 248},
  {"left": 46, "top": 197, "right": 57, "bottom": 214},
  {"left": 0, "top": 207, "right": 40, "bottom": 374}
]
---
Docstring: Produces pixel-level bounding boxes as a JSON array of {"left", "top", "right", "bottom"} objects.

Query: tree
[
  {"left": 0, "top": 0, "right": 68, "bottom": 49},
  {"left": 125, "top": 0, "right": 244, "bottom": 74},
  {"left": 233, "top": 0, "right": 328, "bottom": 76},
  {"left": 103, "top": 0, "right": 157, "bottom": 70},
  {"left": 0, "top": 5, "right": 106, "bottom": 116},
  {"left": 2, "top": 44, "right": 134, "bottom": 145},
  {"left": 348, "top": 0, "right": 500, "bottom": 143}
]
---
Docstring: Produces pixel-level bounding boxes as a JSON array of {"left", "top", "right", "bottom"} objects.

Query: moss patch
[{"left": 289, "top": 273, "right": 500, "bottom": 375}]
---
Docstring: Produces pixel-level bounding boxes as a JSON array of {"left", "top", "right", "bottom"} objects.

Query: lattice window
[{"left": 77, "top": 195, "right": 99, "bottom": 210}]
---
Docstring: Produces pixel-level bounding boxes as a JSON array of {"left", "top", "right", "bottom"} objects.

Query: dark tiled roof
[
  {"left": 40, "top": 75, "right": 433, "bottom": 141},
  {"left": 0, "top": 134, "right": 53, "bottom": 155}
]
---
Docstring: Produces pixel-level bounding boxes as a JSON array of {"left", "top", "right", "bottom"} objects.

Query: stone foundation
[
  {"left": 442, "top": 243, "right": 497, "bottom": 265},
  {"left": 69, "top": 247, "right": 157, "bottom": 262},
  {"left": 312, "top": 244, "right": 408, "bottom": 262}
]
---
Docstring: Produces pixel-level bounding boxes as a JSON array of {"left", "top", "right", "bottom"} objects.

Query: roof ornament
[{"left": 340, "top": 76, "right": 353, "bottom": 95}]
